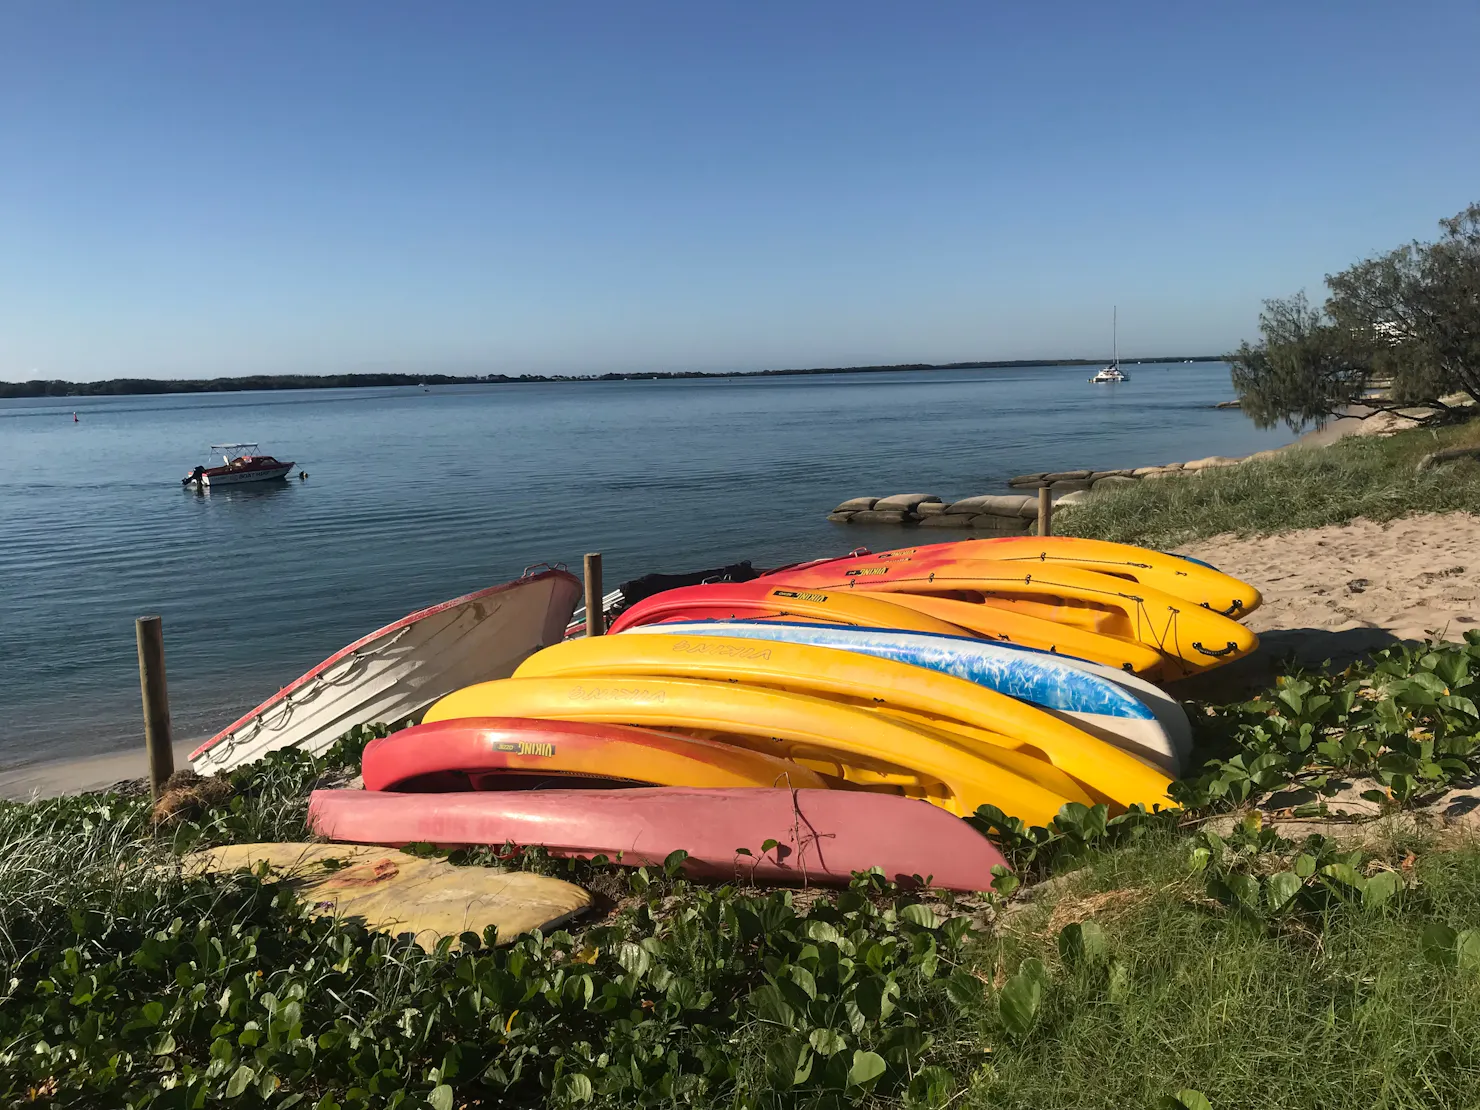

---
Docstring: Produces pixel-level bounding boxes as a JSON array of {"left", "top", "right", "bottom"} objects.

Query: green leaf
[
  {"left": 900, "top": 904, "right": 940, "bottom": 929},
  {"left": 1057, "top": 920, "right": 1108, "bottom": 967},
  {"left": 941, "top": 916, "right": 973, "bottom": 947},
  {"left": 1265, "top": 871, "right": 1303, "bottom": 913},
  {"left": 998, "top": 962, "right": 1045, "bottom": 1038},
  {"left": 225, "top": 1064, "right": 255, "bottom": 1099},
  {"left": 615, "top": 942, "right": 652, "bottom": 979},
  {"left": 1363, "top": 871, "right": 1400, "bottom": 909},
  {"left": 665, "top": 976, "right": 699, "bottom": 1010},
  {"left": 1374, "top": 698, "right": 1406, "bottom": 734},
  {"left": 854, "top": 974, "right": 900, "bottom": 1021},
  {"left": 787, "top": 965, "right": 818, "bottom": 1000},
  {"left": 1293, "top": 853, "right": 1317, "bottom": 878},
  {"left": 555, "top": 1073, "right": 593, "bottom": 1103},
  {"left": 806, "top": 920, "right": 842, "bottom": 946},
  {"left": 905, "top": 1064, "right": 953, "bottom": 1109},
  {"left": 944, "top": 970, "right": 981, "bottom": 1010},
  {"left": 990, "top": 864, "right": 1020, "bottom": 896},
  {"left": 749, "top": 984, "right": 796, "bottom": 1028},
  {"left": 1439, "top": 693, "right": 1479, "bottom": 717},
  {"left": 1319, "top": 862, "right": 1364, "bottom": 891},
  {"left": 1156, "top": 1091, "right": 1213, "bottom": 1110},
  {"left": 846, "top": 1049, "right": 887, "bottom": 1089},
  {"left": 766, "top": 1035, "right": 810, "bottom": 1087},
  {"left": 428, "top": 1086, "right": 453, "bottom": 1110},
  {"left": 1457, "top": 929, "right": 1480, "bottom": 972},
  {"left": 1409, "top": 670, "right": 1449, "bottom": 696},
  {"left": 1209, "top": 872, "right": 1260, "bottom": 912},
  {"left": 809, "top": 1028, "right": 847, "bottom": 1057},
  {"left": 1422, "top": 923, "right": 1459, "bottom": 967}
]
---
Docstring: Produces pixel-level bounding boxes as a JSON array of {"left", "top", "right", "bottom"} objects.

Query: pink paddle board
[{"left": 307, "top": 786, "right": 1006, "bottom": 891}]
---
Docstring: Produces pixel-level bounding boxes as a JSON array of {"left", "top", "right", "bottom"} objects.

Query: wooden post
[
  {"left": 584, "top": 553, "right": 605, "bottom": 637},
  {"left": 1037, "top": 485, "right": 1053, "bottom": 537},
  {"left": 135, "top": 615, "right": 175, "bottom": 799}
]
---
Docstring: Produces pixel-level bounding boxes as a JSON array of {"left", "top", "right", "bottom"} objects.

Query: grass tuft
[
  {"left": 965, "top": 835, "right": 1480, "bottom": 1110},
  {"left": 1058, "top": 417, "right": 1480, "bottom": 548}
]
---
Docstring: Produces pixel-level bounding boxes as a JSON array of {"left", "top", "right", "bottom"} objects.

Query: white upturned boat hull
[
  {"left": 191, "top": 568, "right": 582, "bottom": 775},
  {"left": 201, "top": 465, "right": 294, "bottom": 486}
]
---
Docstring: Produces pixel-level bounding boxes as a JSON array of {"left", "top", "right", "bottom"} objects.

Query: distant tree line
[
  {"left": 0, "top": 355, "right": 1225, "bottom": 399},
  {"left": 1229, "top": 202, "right": 1480, "bottom": 429}
]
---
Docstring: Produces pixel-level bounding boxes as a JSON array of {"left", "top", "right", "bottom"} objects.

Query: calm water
[{"left": 0, "top": 364, "right": 1292, "bottom": 766}]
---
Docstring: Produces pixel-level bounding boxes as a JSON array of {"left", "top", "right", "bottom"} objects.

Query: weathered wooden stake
[
  {"left": 1037, "top": 485, "right": 1053, "bottom": 537},
  {"left": 135, "top": 615, "right": 175, "bottom": 799},
  {"left": 584, "top": 552, "right": 605, "bottom": 637}
]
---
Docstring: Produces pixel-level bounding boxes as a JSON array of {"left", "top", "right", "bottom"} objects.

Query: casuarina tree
[{"left": 1229, "top": 203, "right": 1480, "bottom": 430}]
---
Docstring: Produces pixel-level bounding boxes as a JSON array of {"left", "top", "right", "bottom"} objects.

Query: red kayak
[
  {"left": 307, "top": 786, "right": 1007, "bottom": 891},
  {"left": 606, "top": 579, "right": 974, "bottom": 637},
  {"left": 361, "top": 718, "right": 827, "bottom": 792}
]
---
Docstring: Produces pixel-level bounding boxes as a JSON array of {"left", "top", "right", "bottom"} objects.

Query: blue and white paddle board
[{"left": 626, "top": 619, "right": 1191, "bottom": 774}]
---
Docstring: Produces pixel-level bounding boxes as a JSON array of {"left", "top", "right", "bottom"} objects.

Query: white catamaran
[{"left": 1089, "top": 307, "right": 1130, "bottom": 383}]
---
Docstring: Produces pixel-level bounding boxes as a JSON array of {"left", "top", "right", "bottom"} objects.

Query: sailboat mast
[{"left": 1112, "top": 306, "right": 1118, "bottom": 369}]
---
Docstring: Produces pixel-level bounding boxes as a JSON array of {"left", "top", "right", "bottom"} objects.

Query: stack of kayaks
[{"left": 309, "top": 537, "right": 1261, "bottom": 893}]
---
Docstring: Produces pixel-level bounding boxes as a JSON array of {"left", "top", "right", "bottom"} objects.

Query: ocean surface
[{"left": 0, "top": 363, "right": 1294, "bottom": 767}]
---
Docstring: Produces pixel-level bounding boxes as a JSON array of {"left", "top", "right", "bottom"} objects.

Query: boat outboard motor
[{"left": 183, "top": 465, "right": 206, "bottom": 486}]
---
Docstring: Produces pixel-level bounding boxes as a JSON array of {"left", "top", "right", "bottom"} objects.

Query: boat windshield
[{"left": 210, "top": 443, "right": 261, "bottom": 465}]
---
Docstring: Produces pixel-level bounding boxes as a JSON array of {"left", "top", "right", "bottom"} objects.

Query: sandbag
[{"left": 873, "top": 493, "right": 942, "bottom": 513}]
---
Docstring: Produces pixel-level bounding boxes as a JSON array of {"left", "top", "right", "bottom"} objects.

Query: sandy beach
[
  {"left": 1170, "top": 511, "right": 1480, "bottom": 696},
  {"left": 0, "top": 739, "right": 197, "bottom": 803}
]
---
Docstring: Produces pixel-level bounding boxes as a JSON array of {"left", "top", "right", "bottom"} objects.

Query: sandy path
[{"left": 1173, "top": 511, "right": 1480, "bottom": 694}]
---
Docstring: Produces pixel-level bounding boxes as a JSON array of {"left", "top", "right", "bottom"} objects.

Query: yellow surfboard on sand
[
  {"left": 514, "top": 634, "right": 1172, "bottom": 810},
  {"left": 425, "top": 675, "right": 1089, "bottom": 825},
  {"left": 186, "top": 843, "right": 590, "bottom": 946}
]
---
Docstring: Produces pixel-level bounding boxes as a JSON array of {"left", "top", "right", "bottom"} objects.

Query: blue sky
[{"left": 2, "top": 2, "right": 1477, "bottom": 380}]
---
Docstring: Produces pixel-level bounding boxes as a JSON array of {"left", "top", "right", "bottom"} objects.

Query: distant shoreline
[{"left": 1, "top": 356, "right": 1227, "bottom": 399}]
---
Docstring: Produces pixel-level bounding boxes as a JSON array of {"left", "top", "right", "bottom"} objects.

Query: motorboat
[
  {"left": 183, "top": 443, "right": 295, "bottom": 487},
  {"left": 190, "top": 567, "right": 582, "bottom": 775}
]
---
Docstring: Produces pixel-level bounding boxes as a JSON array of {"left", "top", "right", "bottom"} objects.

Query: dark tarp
[{"left": 612, "top": 560, "right": 760, "bottom": 613}]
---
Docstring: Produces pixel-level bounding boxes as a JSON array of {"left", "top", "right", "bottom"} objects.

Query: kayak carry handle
[{"left": 1193, "top": 640, "right": 1240, "bottom": 658}]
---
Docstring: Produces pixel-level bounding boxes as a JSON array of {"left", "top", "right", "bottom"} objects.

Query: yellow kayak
[
  {"left": 425, "top": 675, "right": 1087, "bottom": 825},
  {"left": 800, "top": 538, "right": 1262, "bottom": 618},
  {"left": 516, "top": 634, "right": 1173, "bottom": 809},
  {"left": 783, "top": 560, "right": 1259, "bottom": 679}
]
